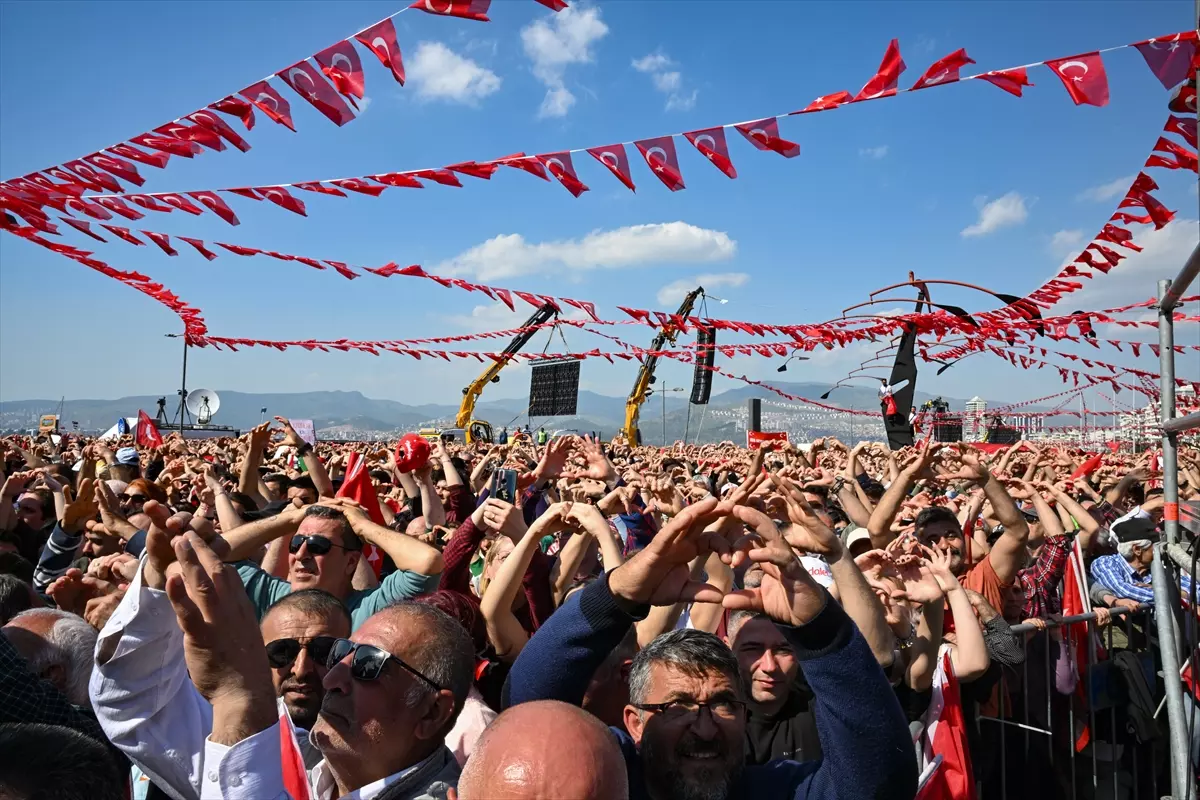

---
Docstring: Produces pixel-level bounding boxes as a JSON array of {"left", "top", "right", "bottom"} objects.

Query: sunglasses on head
[
  {"left": 289, "top": 535, "right": 347, "bottom": 555},
  {"left": 265, "top": 636, "right": 337, "bottom": 669},
  {"left": 325, "top": 638, "right": 443, "bottom": 691}
]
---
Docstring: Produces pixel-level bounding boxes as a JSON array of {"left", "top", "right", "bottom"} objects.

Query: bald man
[{"left": 456, "top": 700, "right": 628, "bottom": 800}]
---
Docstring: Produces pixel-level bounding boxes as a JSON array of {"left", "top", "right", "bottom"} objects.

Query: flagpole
[{"left": 166, "top": 333, "right": 189, "bottom": 433}]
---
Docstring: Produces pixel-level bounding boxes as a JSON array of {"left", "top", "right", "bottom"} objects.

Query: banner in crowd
[{"left": 747, "top": 430, "right": 789, "bottom": 450}]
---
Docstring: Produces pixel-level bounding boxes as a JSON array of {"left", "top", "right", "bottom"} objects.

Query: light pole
[
  {"left": 649, "top": 386, "right": 686, "bottom": 447},
  {"left": 165, "top": 333, "right": 188, "bottom": 433}
]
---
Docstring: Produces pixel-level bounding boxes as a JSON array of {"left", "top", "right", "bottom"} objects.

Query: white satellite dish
[{"left": 186, "top": 389, "right": 221, "bottom": 425}]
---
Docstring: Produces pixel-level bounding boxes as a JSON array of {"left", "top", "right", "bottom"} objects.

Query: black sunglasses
[
  {"left": 325, "top": 638, "right": 443, "bottom": 691},
  {"left": 265, "top": 636, "right": 337, "bottom": 669},
  {"left": 121, "top": 493, "right": 149, "bottom": 504},
  {"left": 289, "top": 535, "right": 347, "bottom": 555}
]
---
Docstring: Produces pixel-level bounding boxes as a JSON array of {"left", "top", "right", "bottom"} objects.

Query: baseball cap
[
  {"left": 842, "top": 525, "right": 872, "bottom": 553},
  {"left": 1112, "top": 516, "right": 1157, "bottom": 544},
  {"left": 115, "top": 447, "right": 139, "bottom": 466}
]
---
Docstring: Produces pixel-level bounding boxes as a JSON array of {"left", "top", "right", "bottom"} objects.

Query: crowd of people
[{"left": 0, "top": 417, "right": 1195, "bottom": 799}]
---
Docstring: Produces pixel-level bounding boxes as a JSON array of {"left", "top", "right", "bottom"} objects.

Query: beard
[{"left": 640, "top": 730, "right": 743, "bottom": 800}]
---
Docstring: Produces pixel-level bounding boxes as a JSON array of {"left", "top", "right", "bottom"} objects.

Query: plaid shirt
[{"left": 1019, "top": 533, "right": 1074, "bottom": 619}]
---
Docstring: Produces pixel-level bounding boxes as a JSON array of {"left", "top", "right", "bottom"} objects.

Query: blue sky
[{"left": 1, "top": 0, "right": 1196, "bottom": 412}]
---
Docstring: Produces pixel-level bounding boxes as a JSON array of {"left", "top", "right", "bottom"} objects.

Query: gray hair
[
  {"left": 10, "top": 608, "right": 98, "bottom": 707},
  {"left": 1117, "top": 539, "right": 1153, "bottom": 560},
  {"left": 629, "top": 628, "right": 743, "bottom": 706},
  {"left": 381, "top": 603, "right": 475, "bottom": 718}
]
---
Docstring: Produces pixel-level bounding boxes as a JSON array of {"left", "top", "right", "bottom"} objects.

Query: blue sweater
[{"left": 504, "top": 574, "right": 917, "bottom": 800}]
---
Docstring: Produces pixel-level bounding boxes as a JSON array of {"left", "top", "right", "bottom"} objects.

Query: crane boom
[
  {"left": 622, "top": 287, "right": 703, "bottom": 445},
  {"left": 456, "top": 303, "right": 559, "bottom": 441}
]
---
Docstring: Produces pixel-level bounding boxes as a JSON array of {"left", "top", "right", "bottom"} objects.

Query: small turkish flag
[
  {"left": 109, "top": 143, "right": 170, "bottom": 169},
  {"left": 684, "top": 127, "right": 737, "bottom": 178},
  {"left": 145, "top": 231, "right": 177, "bottom": 256},
  {"left": 217, "top": 242, "right": 261, "bottom": 257},
  {"left": 1146, "top": 136, "right": 1199, "bottom": 172},
  {"left": 537, "top": 152, "right": 589, "bottom": 197},
  {"left": 180, "top": 237, "right": 218, "bottom": 261},
  {"left": 408, "top": 0, "right": 490, "bottom": 22},
  {"left": 854, "top": 39, "right": 905, "bottom": 101},
  {"left": 187, "top": 110, "right": 252, "bottom": 153},
  {"left": 1168, "top": 79, "right": 1196, "bottom": 114},
  {"left": 332, "top": 178, "right": 386, "bottom": 196},
  {"left": 126, "top": 194, "right": 175, "bottom": 213},
  {"left": 155, "top": 121, "right": 224, "bottom": 152},
  {"left": 355, "top": 19, "right": 406, "bottom": 86},
  {"left": 911, "top": 48, "right": 975, "bottom": 90},
  {"left": 82, "top": 153, "right": 144, "bottom": 187},
  {"left": 130, "top": 132, "right": 201, "bottom": 158},
  {"left": 60, "top": 218, "right": 105, "bottom": 242},
  {"left": 370, "top": 172, "right": 424, "bottom": 188},
  {"left": 412, "top": 169, "right": 463, "bottom": 187},
  {"left": 315, "top": 40, "right": 365, "bottom": 103},
  {"left": 586, "top": 144, "right": 636, "bottom": 192},
  {"left": 256, "top": 186, "right": 308, "bottom": 216},
  {"left": 136, "top": 410, "right": 164, "bottom": 448},
  {"left": 795, "top": 91, "right": 852, "bottom": 113},
  {"left": 64, "top": 198, "right": 112, "bottom": 220},
  {"left": 447, "top": 161, "right": 498, "bottom": 180},
  {"left": 158, "top": 194, "right": 204, "bottom": 215},
  {"left": 210, "top": 95, "right": 256, "bottom": 130},
  {"left": 93, "top": 196, "right": 144, "bottom": 220},
  {"left": 976, "top": 67, "right": 1033, "bottom": 97},
  {"left": 277, "top": 698, "right": 313, "bottom": 800},
  {"left": 101, "top": 225, "right": 144, "bottom": 246},
  {"left": 36, "top": 169, "right": 87, "bottom": 196},
  {"left": 240, "top": 81, "right": 296, "bottom": 131},
  {"left": 187, "top": 191, "right": 241, "bottom": 226},
  {"left": 1134, "top": 31, "right": 1198, "bottom": 90},
  {"left": 276, "top": 61, "right": 356, "bottom": 127},
  {"left": 634, "top": 136, "right": 685, "bottom": 191},
  {"left": 295, "top": 181, "right": 346, "bottom": 196},
  {"left": 1166, "top": 115, "right": 1197, "bottom": 148},
  {"left": 63, "top": 160, "right": 122, "bottom": 193},
  {"left": 1046, "top": 53, "right": 1109, "bottom": 107},
  {"left": 734, "top": 118, "right": 800, "bottom": 158},
  {"left": 494, "top": 155, "right": 548, "bottom": 181}
]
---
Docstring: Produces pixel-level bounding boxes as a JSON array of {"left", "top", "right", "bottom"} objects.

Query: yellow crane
[
  {"left": 454, "top": 302, "right": 559, "bottom": 444},
  {"left": 621, "top": 287, "right": 703, "bottom": 446}
]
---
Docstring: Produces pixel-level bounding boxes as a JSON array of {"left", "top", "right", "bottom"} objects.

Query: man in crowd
[{"left": 1091, "top": 516, "right": 1193, "bottom": 606}]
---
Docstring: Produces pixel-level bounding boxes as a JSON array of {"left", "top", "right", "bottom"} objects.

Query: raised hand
[
  {"left": 563, "top": 435, "right": 616, "bottom": 484},
  {"left": 776, "top": 476, "right": 842, "bottom": 559},
  {"left": 273, "top": 416, "right": 305, "bottom": 450},
  {"left": 533, "top": 436, "right": 572, "bottom": 482},
  {"left": 722, "top": 508, "right": 828, "bottom": 627},
  {"left": 480, "top": 498, "right": 529, "bottom": 542},
  {"left": 62, "top": 477, "right": 99, "bottom": 534}
]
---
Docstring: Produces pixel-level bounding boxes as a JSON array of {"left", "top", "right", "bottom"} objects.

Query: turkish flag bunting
[
  {"left": 412, "top": 169, "right": 464, "bottom": 187},
  {"left": 587, "top": 144, "right": 636, "bottom": 191},
  {"left": 60, "top": 217, "right": 105, "bottom": 242},
  {"left": 109, "top": 143, "right": 171, "bottom": 169},
  {"left": 130, "top": 133, "right": 200, "bottom": 158},
  {"left": 514, "top": 291, "right": 543, "bottom": 309},
  {"left": 447, "top": 161, "right": 498, "bottom": 180},
  {"left": 332, "top": 178, "right": 387, "bottom": 196},
  {"left": 734, "top": 118, "right": 800, "bottom": 158},
  {"left": 495, "top": 154, "right": 549, "bottom": 181},
  {"left": 1166, "top": 115, "right": 1198, "bottom": 148},
  {"left": 256, "top": 187, "right": 308, "bottom": 216},
  {"left": 911, "top": 48, "right": 975, "bottom": 90},
  {"left": 408, "top": 0, "right": 490, "bottom": 21},
  {"left": 157, "top": 194, "right": 204, "bottom": 215},
  {"left": 179, "top": 236, "right": 218, "bottom": 260},
  {"left": 63, "top": 160, "right": 122, "bottom": 193},
  {"left": 82, "top": 153, "right": 145, "bottom": 187},
  {"left": 1120, "top": 189, "right": 1175, "bottom": 229},
  {"left": 1046, "top": 53, "right": 1109, "bottom": 107},
  {"left": 976, "top": 67, "right": 1033, "bottom": 97},
  {"left": 635, "top": 136, "right": 685, "bottom": 191},
  {"left": 326, "top": 261, "right": 359, "bottom": 280},
  {"left": 102, "top": 225, "right": 144, "bottom": 246},
  {"left": 294, "top": 257, "right": 325, "bottom": 270},
  {"left": 136, "top": 410, "right": 164, "bottom": 449},
  {"left": 1131, "top": 172, "right": 1160, "bottom": 194},
  {"left": 355, "top": 19, "right": 406, "bottom": 86},
  {"left": 1134, "top": 31, "right": 1199, "bottom": 89},
  {"left": 493, "top": 288, "right": 514, "bottom": 311},
  {"left": 184, "top": 192, "right": 240, "bottom": 226},
  {"left": 93, "top": 196, "right": 145, "bottom": 220},
  {"left": 218, "top": 242, "right": 262, "bottom": 256},
  {"left": 126, "top": 194, "right": 175, "bottom": 213},
  {"left": 36, "top": 170, "right": 87, "bottom": 196},
  {"left": 1168, "top": 80, "right": 1196, "bottom": 114},
  {"left": 276, "top": 61, "right": 356, "bottom": 126},
  {"left": 795, "top": 91, "right": 852, "bottom": 113},
  {"left": 240, "top": 81, "right": 296, "bottom": 131},
  {"left": 338, "top": 453, "right": 387, "bottom": 526},
  {"left": 854, "top": 39, "right": 905, "bottom": 101},
  {"left": 187, "top": 109, "right": 252, "bottom": 152},
  {"left": 315, "top": 40, "right": 366, "bottom": 102},
  {"left": 538, "top": 152, "right": 589, "bottom": 197},
  {"left": 145, "top": 231, "right": 178, "bottom": 256},
  {"left": 1097, "top": 224, "right": 1141, "bottom": 251},
  {"left": 1110, "top": 210, "right": 1153, "bottom": 226},
  {"left": 1147, "top": 137, "right": 1199, "bottom": 171},
  {"left": 295, "top": 181, "right": 347, "bottom": 196},
  {"left": 210, "top": 95, "right": 256, "bottom": 130},
  {"left": 563, "top": 298, "right": 600, "bottom": 321},
  {"left": 1088, "top": 243, "right": 1124, "bottom": 266},
  {"left": 369, "top": 172, "right": 424, "bottom": 188},
  {"left": 64, "top": 198, "right": 113, "bottom": 220},
  {"left": 684, "top": 127, "right": 738, "bottom": 178},
  {"left": 155, "top": 121, "right": 224, "bottom": 152}
]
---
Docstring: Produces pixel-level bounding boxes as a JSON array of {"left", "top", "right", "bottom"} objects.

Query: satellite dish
[{"left": 186, "top": 389, "right": 221, "bottom": 425}]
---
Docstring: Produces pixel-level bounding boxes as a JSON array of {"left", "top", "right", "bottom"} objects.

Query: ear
[
  {"left": 619, "top": 658, "right": 633, "bottom": 682},
  {"left": 623, "top": 705, "right": 647, "bottom": 745},
  {"left": 42, "top": 662, "right": 67, "bottom": 692},
  {"left": 415, "top": 690, "right": 457, "bottom": 741},
  {"left": 345, "top": 550, "right": 362, "bottom": 578}
]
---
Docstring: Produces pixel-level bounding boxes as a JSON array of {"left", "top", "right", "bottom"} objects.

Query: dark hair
[
  {"left": 263, "top": 472, "right": 292, "bottom": 489},
  {"left": 369, "top": 469, "right": 392, "bottom": 486},
  {"left": 228, "top": 491, "right": 259, "bottom": 513},
  {"left": 0, "top": 552, "right": 35, "bottom": 585},
  {"left": 629, "top": 628, "right": 743, "bottom": 705},
  {"left": 389, "top": 506, "right": 416, "bottom": 534},
  {"left": 801, "top": 484, "right": 830, "bottom": 502},
  {"left": 21, "top": 487, "right": 55, "bottom": 522},
  {"left": 0, "top": 573, "right": 37, "bottom": 625},
  {"left": 291, "top": 475, "right": 318, "bottom": 494},
  {"left": 265, "top": 588, "right": 351, "bottom": 629},
  {"left": 414, "top": 590, "right": 487, "bottom": 655},
  {"left": 915, "top": 506, "right": 961, "bottom": 536},
  {"left": 0, "top": 723, "right": 125, "bottom": 800},
  {"left": 302, "top": 505, "right": 362, "bottom": 550}
]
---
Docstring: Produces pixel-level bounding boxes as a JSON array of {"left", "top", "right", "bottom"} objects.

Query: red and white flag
[
  {"left": 795, "top": 91, "right": 852, "bottom": 113},
  {"left": 277, "top": 697, "right": 313, "bottom": 800},
  {"left": 919, "top": 649, "right": 976, "bottom": 800},
  {"left": 315, "top": 40, "right": 366, "bottom": 103},
  {"left": 537, "top": 152, "right": 589, "bottom": 197},
  {"left": 634, "top": 136, "right": 685, "bottom": 191},
  {"left": 408, "top": 0, "right": 490, "bottom": 21},
  {"left": 911, "top": 49, "right": 975, "bottom": 90},
  {"left": 210, "top": 95, "right": 257, "bottom": 130},
  {"left": 854, "top": 39, "right": 905, "bottom": 101},
  {"left": 61, "top": 218, "right": 105, "bottom": 242},
  {"left": 355, "top": 19, "right": 406, "bottom": 86},
  {"left": 684, "top": 127, "right": 737, "bottom": 178},
  {"left": 129, "top": 132, "right": 201, "bottom": 158},
  {"left": 277, "top": 61, "right": 356, "bottom": 127},
  {"left": 179, "top": 237, "right": 218, "bottom": 261},
  {"left": 1134, "top": 31, "right": 1199, "bottom": 90},
  {"left": 1146, "top": 136, "right": 1199, "bottom": 172},
  {"left": 155, "top": 121, "right": 224, "bottom": 152},
  {"left": 1046, "top": 53, "right": 1109, "bottom": 107},
  {"left": 975, "top": 67, "right": 1033, "bottom": 97},
  {"left": 187, "top": 110, "right": 252, "bottom": 152},
  {"left": 1166, "top": 115, "right": 1198, "bottom": 148},
  {"left": 186, "top": 191, "right": 241, "bottom": 226},
  {"left": 240, "top": 81, "right": 296, "bottom": 131},
  {"left": 82, "top": 153, "right": 145, "bottom": 187},
  {"left": 586, "top": 144, "right": 637, "bottom": 191},
  {"left": 93, "top": 196, "right": 145, "bottom": 221},
  {"left": 108, "top": 143, "right": 170, "bottom": 169},
  {"left": 135, "top": 410, "right": 164, "bottom": 448},
  {"left": 338, "top": 452, "right": 388, "bottom": 579},
  {"left": 734, "top": 118, "right": 800, "bottom": 158},
  {"left": 332, "top": 178, "right": 387, "bottom": 196},
  {"left": 1060, "top": 537, "right": 1098, "bottom": 750},
  {"left": 158, "top": 194, "right": 204, "bottom": 215},
  {"left": 101, "top": 225, "right": 145, "bottom": 247},
  {"left": 63, "top": 160, "right": 122, "bottom": 193},
  {"left": 256, "top": 186, "right": 308, "bottom": 216},
  {"left": 145, "top": 231, "right": 178, "bottom": 256}
]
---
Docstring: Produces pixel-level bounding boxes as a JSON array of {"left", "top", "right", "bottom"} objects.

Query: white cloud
[
  {"left": 1049, "top": 228, "right": 1085, "bottom": 255},
  {"left": 437, "top": 221, "right": 737, "bottom": 281},
  {"left": 656, "top": 273, "right": 749, "bottom": 306},
  {"left": 960, "top": 191, "right": 1029, "bottom": 237},
  {"left": 631, "top": 50, "right": 696, "bottom": 111},
  {"left": 356, "top": 96, "right": 372, "bottom": 114},
  {"left": 521, "top": 7, "right": 608, "bottom": 119},
  {"left": 1076, "top": 175, "right": 1134, "bottom": 202},
  {"left": 407, "top": 42, "right": 501, "bottom": 105},
  {"left": 859, "top": 145, "right": 889, "bottom": 159}
]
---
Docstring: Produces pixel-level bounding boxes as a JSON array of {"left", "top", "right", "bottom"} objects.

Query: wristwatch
[{"left": 295, "top": 442, "right": 314, "bottom": 457}]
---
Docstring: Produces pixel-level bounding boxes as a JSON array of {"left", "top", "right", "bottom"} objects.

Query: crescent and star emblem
[
  {"left": 371, "top": 37, "right": 393, "bottom": 63},
  {"left": 600, "top": 151, "right": 619, "bottom": 167},
  {"left": 425, "top": 0, "right": 453, "bottom": 12},
  {"left": 256, "top": 92, "right": 279, "bottom": 111},
  {"left": 289, "top": 68, "right": 319, "bottom": 101},
  {"left": 331, "top": 53, "right": 354, "bottom": 74},
  {"left": 924, "top": 69, "right": 950, "bottom": 85},
  {"left": 1057, "top": 60, "right": 1089, "bottom": 81},
  {"left": 695, "top": 134, "right": 716, "bottom": 152}
]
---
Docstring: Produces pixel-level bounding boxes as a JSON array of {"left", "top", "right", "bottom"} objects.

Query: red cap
[{"left": 395, "top": 433, "right": 431, "bottom": 473}]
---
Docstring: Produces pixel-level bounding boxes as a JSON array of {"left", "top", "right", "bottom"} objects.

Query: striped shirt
[{"left": 32, "top": 524, "right": 82, "bottom": 592}]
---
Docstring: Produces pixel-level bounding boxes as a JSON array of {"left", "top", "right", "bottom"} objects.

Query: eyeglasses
[
  {"left": 289, "top": 535, "right": 348, "bottom": 556},
  {"left": 121, "top": 493, "right": 149, "bottom": 504},
  {"left": 632, "top": 698, "right": 746, "bottom": 723},
  {"left": 265, "top": 636, "right": 337, "bottom": 669},
  {"left": 325, "top": 638, "right": 443, "bottom": 691}
]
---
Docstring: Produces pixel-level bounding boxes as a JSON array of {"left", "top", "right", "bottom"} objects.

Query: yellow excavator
[
  {"left": 451, "top": 302, "right": 560, "bottom": 444},
  {"left": 621, "top": 287, "right": 703, "bottom": 446}
]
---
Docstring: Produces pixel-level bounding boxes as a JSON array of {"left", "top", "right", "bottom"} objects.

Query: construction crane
[
  {"left": 621, "top": 287, "right": 703, "bottom": 446},
  {"left": 454, "top": 302, "right": 559, "bottom": 444}
]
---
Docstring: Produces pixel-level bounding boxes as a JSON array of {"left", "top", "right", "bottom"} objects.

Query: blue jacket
[{"left": 504, "top": 574, "right": 917, "bottom": 799}]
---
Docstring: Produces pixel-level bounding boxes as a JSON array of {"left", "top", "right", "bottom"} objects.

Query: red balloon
[{"left": 395, "top": 433, "right": 431, "bottom": 473}]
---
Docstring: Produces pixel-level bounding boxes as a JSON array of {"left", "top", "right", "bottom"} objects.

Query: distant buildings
[{"left": 964, "top": 396, "right": 987, "bottom": 441}]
